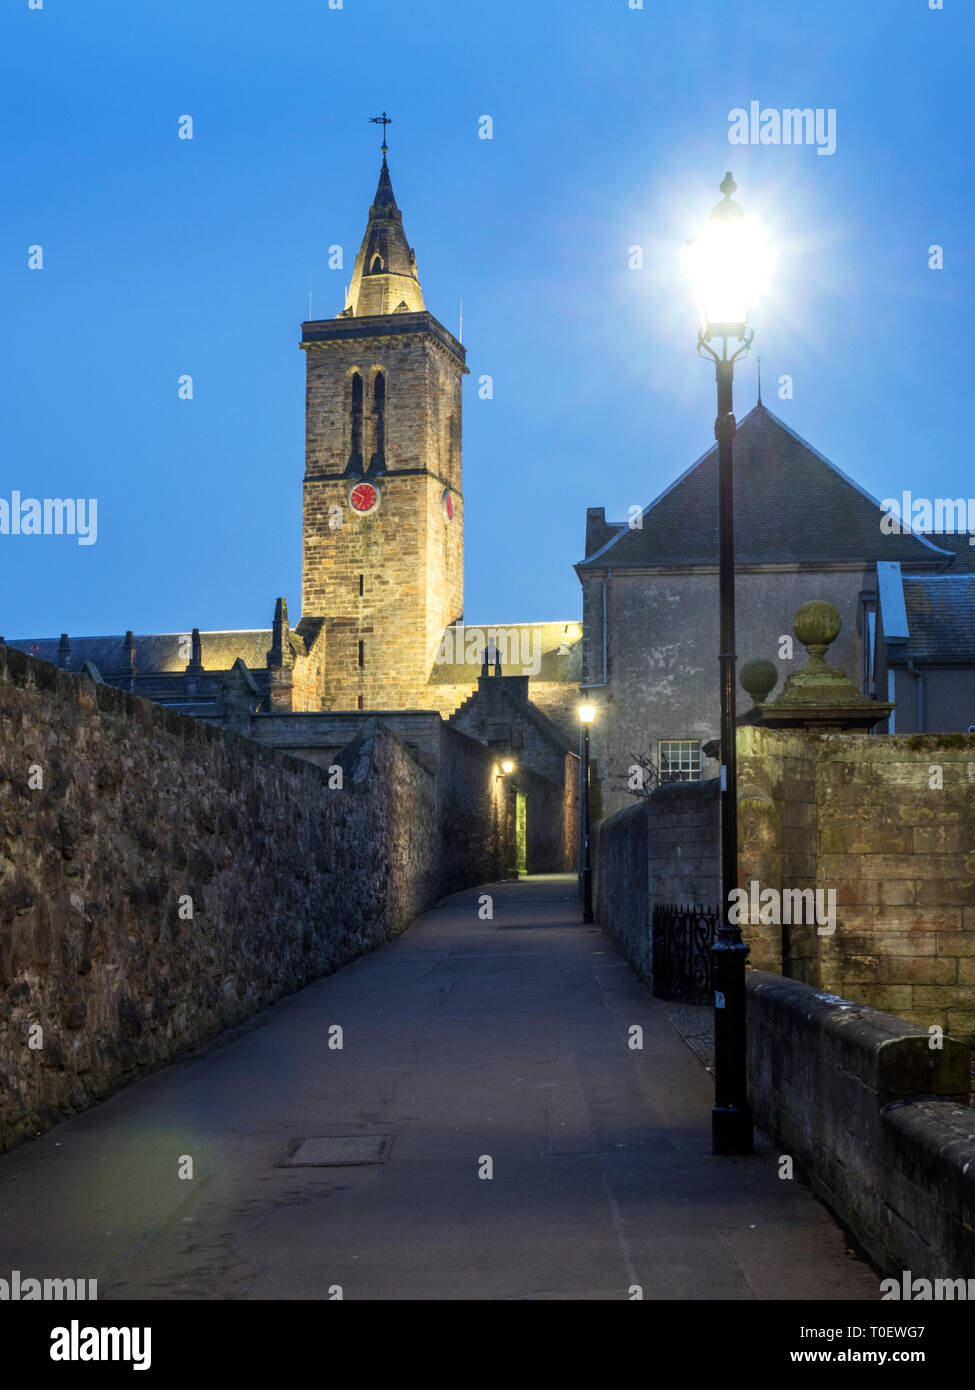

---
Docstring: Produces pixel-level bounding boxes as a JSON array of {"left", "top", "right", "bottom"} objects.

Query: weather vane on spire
[{"left": 370, "top": 111, "right": 392, "bottom": 159}]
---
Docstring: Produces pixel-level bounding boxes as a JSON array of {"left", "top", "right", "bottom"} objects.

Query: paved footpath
[{"left": 0, "top": 876, "right": 879, "bottom": 1301}]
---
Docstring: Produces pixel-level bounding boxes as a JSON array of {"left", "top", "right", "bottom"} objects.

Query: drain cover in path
[{"left": 278, "top": 1136, "right": 393, "bottom": 1167}]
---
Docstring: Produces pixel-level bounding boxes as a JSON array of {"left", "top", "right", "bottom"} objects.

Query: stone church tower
[{"left": 300, "top": 149, "right": 468, "bottom": 710}]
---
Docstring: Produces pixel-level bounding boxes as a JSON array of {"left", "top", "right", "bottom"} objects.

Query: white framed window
[{"left": 658, "top": 739, "right": 702, "bottom": 784}]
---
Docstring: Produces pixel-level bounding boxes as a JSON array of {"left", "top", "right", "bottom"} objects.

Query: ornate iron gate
[{"left": 651, "top": 902, "right": 718, "bottom": 1004}]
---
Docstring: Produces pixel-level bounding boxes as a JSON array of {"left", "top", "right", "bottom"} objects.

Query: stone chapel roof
[
  {"left": 427, "top": 622, "right": 583, "bottom": 685},
  {"left": 5, "top": 630, "right": 278, "bottom": 677},
  {"left": 577, "top": 404, "right": 958, "bottom": 572}
]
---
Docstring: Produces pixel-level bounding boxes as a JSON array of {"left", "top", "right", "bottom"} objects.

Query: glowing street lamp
[
  {"left": 686, "top": 173, "right": 768, "bottom": 340},
  {"left": 500, "top": 759, "right": 515, "bottom": 775},
  {"left": 578, "top": 704, "right": 596, "bottom": 922},
  {"left": 687, "top": 173, "right": 770, "bottom": 1158}
]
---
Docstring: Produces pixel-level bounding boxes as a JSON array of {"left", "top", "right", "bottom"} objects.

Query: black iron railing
[{"left": 651, "top": 902, "right": 719, "bottom": 1004}]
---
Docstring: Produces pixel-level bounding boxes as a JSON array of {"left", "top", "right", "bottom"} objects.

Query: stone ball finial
[
  {"left": 739, "top": 658, "right": 778, "bottom": 705},
  {"left": 793, "top": 600, "right": 841, "bottom": 665}
]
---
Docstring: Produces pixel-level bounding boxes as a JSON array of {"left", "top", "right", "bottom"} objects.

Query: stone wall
[
  {"left": 594, "top": 726, "right": 975, "bottom": 1041},
  {"left": 560, "top": 751, "right": 580, "bottom": 879},
  {"left": 519, "top": 754, "right": 577, "bottom": 875},
  {"left": 738, "top": 726, "right": 975, "bottom": 1041},
  {"left": 593, "top": 792, "right": 975, "bottom": 1277},
  {"left": 436, "top": 722, "right": 510, "bottom": 887},
  {"left": 748, "top": 971, "right": 975, "bottom": 1280},
  {"left": 244, "top": 707, "right": 577, "bottom": 875},
  {"left": 0, "top": 646, "right": 513, "bottom": 1153},
  {"left": 647, "top": 779, "right": 721, "bottom": 908},
  {"left": 737, "top": 727, "right": 819, "bottom": 979},
  {"left": 594, "top": 800, "right": 651, "bottom": 983},
  {"left": 448, "top": 676, "right": 572, "bottom": 788},
  {"left": 593, "top": 778, "right": 719, "bottom": 987},
  {"left": 245, "top": 709, "right": 444, "bottom": 771}
]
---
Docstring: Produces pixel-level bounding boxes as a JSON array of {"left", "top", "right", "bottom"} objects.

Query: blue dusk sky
[{"left": 0, "top": 0, "right": 970, "bottom": 636}]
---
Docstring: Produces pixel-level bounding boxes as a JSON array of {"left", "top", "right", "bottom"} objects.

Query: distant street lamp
[
  {"left": 687, "top": 173, "right": 769, "bottom": 1157},
  {"left": 578, "top": 704, "right": 596, "bottom": 922}
]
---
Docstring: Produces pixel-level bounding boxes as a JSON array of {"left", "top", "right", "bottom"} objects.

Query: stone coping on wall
[{"left": 747, "top": 970, "right": 975, "bottom": 1280}]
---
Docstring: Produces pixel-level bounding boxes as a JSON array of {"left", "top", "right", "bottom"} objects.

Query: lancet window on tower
[
  {"left": 370, "top": 371, "right": 386, "bottom": 471},
  {"left": 448, "top": 413, "right": 459, "bottom": 473},
  {"left": 349, "top": 372, "right": 364, "bottom": 470}
]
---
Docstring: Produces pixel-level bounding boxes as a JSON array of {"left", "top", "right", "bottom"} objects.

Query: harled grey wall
[{"left": 581, "top": 566, "right": 871, "bottom": 820}]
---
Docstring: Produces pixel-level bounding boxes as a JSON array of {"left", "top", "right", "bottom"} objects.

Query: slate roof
[
  {"left": 5, "top": 630, "right": 276, "bottom": 678},
  {"left": 578, "top": 405, "right": 956, "bottom": 571},
  {"left": 427, "top": 622, "right": 583, "bottom": 685},
  {"left": 906, "top": 531, "right": 975, "bottom": 574},
  {"left": 901, "top": 576, "right": 975, "bottom": 662}
]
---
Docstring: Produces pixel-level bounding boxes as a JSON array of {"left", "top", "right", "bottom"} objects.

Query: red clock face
[
  {"left": 350, "top": 482, "right": 379, "bottom": 514},
  {"left": 442, "top": 489, "right": 454, "bottom": 522}
]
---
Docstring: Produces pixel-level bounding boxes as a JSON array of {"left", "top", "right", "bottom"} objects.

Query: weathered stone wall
[
  {"left": 560, "top": 751, "right": 580, "bottom": 877},
  {"left": 428, "top": 675, "right": 584, "bottom": 747},
  {"left": 448, "top": 676, "right": 572, "bottom": 788},
  {"left": 593, "top": 779, "right": 719, "bottom": 986},
  {"left": 594, "top": 797, "right": 975, "bottom": 1276},
  {"left": 436, "top": 723, "right": 510, "bottom": 888},
  {"left": 647, "top": 779, "right": 721, "bottom": 908},
  {"left": 737, "top": 727, "right": 819, "bottom": 979},
  {"left": 245, "top": 708, "right": 577, "bottom": 874},
  {"left": 738, "top": 727, "right": 975, "bottom": 1041},
  {"left": 519, "top": 756, "right": 577, "bottom": 874},
  {"left": 244, "top": 709, "right": 445, "bottom": 772},
  {"left": 594, "top": 800, "right": 651, "bottom": 984},
  {"left": 0, "top": 647, "right": 511, "bottom": 1153},
  {"left": 748, "top": 971, "right": 975, "bottom": 1280},
  {"left": 594, "top": 727, "right": 975, "bottom": 1040}
]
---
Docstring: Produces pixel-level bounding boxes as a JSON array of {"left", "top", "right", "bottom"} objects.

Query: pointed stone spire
[
  {"left": 340, "top": 155, "right": 425, "bottom": 319},
  {"left": 268, "top": 597, "right": 294, "bottom": 670},
  {"left": 372, "top": 155, "right": 397, "bottom": 214},
  {"left": 267, "top": 597, "right": 294, "bottom": 712}
]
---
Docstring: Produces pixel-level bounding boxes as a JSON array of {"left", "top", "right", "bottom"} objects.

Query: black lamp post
[
  {"left": 688, "top": 172, "right": 767, "bottom": 1156},
  {"left": 579, "top": 704, "right": 595, "bottom": 922}
]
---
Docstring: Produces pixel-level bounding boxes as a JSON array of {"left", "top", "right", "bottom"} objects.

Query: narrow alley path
[{"left": 0, "top": 876, "right": 878, "bottom": 1301}]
